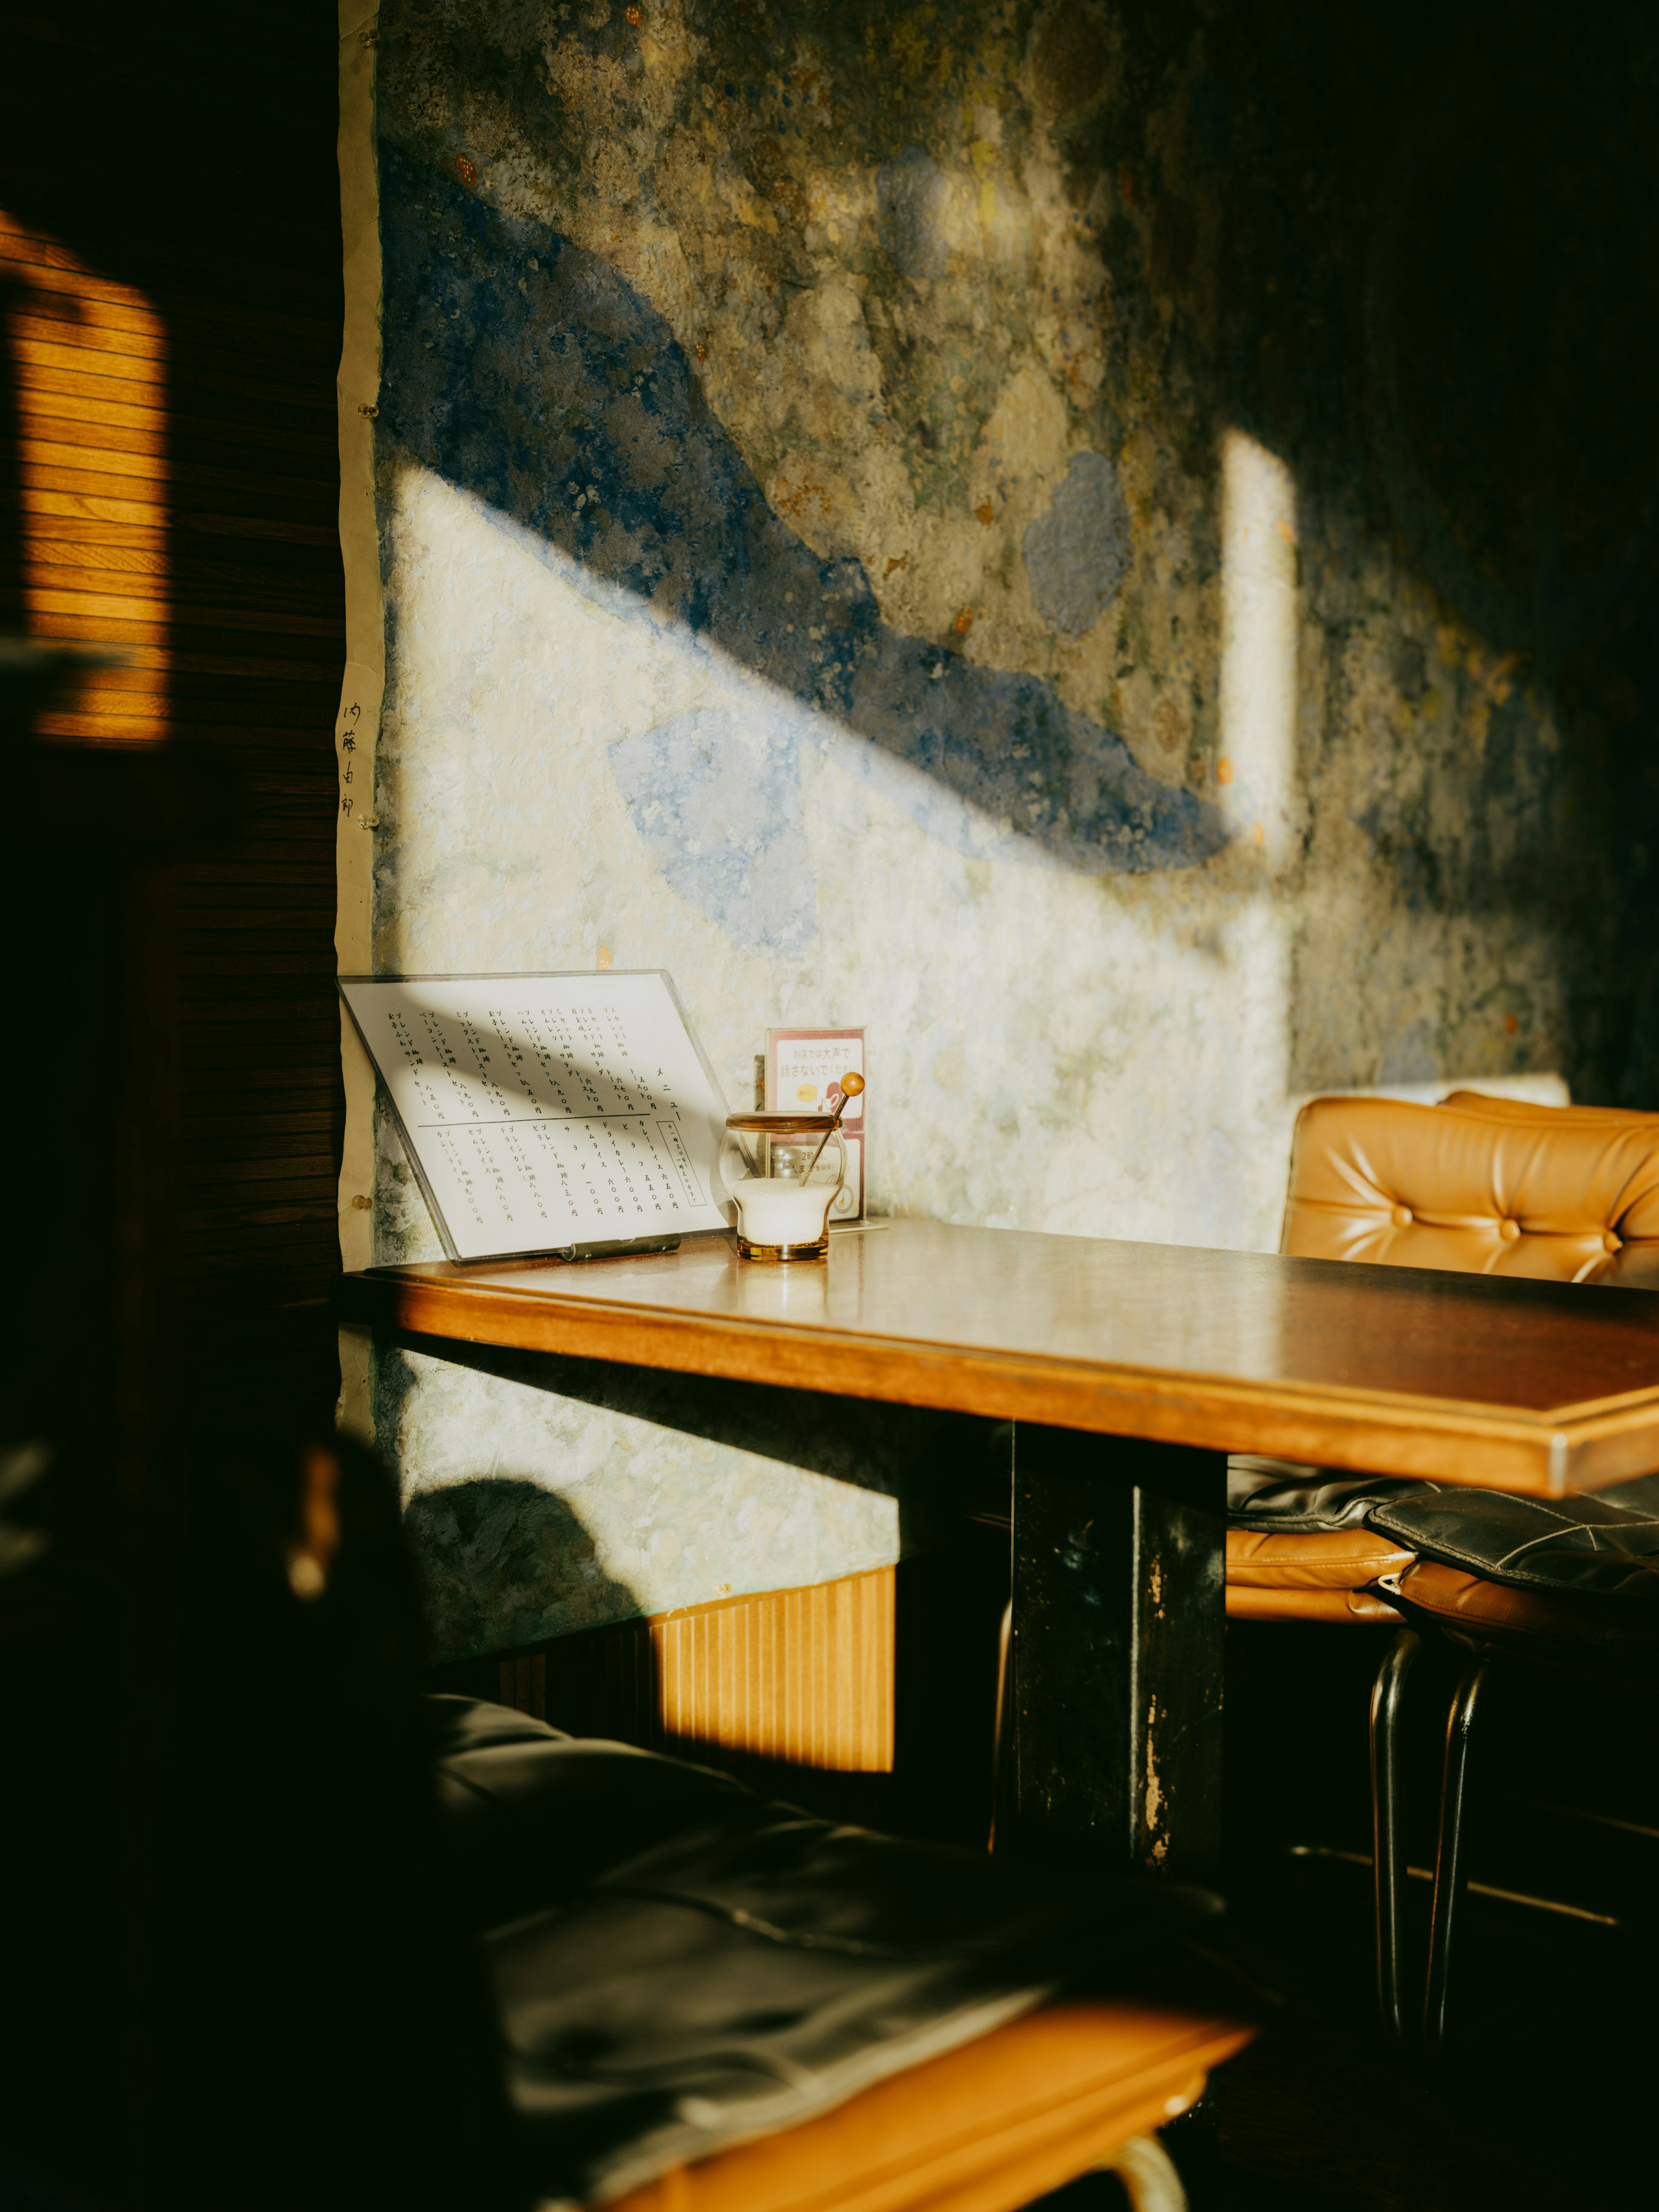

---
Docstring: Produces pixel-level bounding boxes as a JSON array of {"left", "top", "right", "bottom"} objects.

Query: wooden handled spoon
[{"left": 801, "top": 1069, "right": 864, "bottom": 1181}]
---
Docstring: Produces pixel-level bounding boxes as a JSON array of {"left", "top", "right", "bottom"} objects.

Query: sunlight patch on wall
[
  {"left": 1214, "top": 428, "right": 1300, "bottom": 1211},
  {"left": 371, "top": 455, "right": 1302, "bottom": 1255},
  {"left": 1219, "top": 429, "right": 1300, "bottom": 870}
]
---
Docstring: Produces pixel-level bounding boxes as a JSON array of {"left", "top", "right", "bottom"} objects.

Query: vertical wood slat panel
[
  {"left": 0, "top": 213, "right": 345, "bottom": 1317},
  {"left": 492, "top": 1567, "right": 897, "bottom": 1772}
]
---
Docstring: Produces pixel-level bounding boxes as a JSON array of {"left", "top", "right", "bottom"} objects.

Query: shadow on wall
[
  {"left": 416, "top": 1459, "right": 1011, "bottom": 1848},
  {"left": 376, "top": 146, "right": 1226, "bottom": 936},
  {"left": 369, "top": 0, "right": 1659, "bottom": 1105},
  {"left": 406, "top": 1471, "right": 643, "bottom": 1663},
  {"left": 393, "top": 1329, "right": 1007, "bottom": 1656},
  {"left": 1215, "top": 2, "right": 1659, "bottom": 1100}
]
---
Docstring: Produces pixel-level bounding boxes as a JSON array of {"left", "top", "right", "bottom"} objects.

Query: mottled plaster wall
[{"left": 357, "top": 0, "right": 1659, "bottom": 1657}]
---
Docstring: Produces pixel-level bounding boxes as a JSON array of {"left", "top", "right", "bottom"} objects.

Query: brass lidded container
[{"left": 720, "top": 1110, "right": 847, "bottom": 1262}]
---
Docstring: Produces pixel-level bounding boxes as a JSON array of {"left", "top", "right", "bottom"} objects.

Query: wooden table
[{"left": 339, "top": 1220, "right": 1659, "bottom": 1881}]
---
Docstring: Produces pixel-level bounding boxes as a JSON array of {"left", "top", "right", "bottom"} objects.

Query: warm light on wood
[
  {"left": 345, "top": 1221, "right": 1659, "bottom": 1494},
  {"left": 494, "top": 1566, "right": 896, "bottom": 1772},
  {"left": 1, "top": 212, "right": 172, "bottom": 710}
]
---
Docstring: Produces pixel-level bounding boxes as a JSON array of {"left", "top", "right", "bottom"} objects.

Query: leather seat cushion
[
  {"left": 429, "top": 1698, "right": 1229, "bottom": 2208},
  {"left": 1225, "top": 1526, "right": 1414, "bottom": 1589},
  {"left": 1397, "top": 1559, "right": 1659, "bottom": 1658},
  {"left": 1226, "top": 1454, "right": 1438, "bottom": 1534},
  {"left": 1595, "top": 1471, "right": 1659, "bottom": 1516},
  {"left": 1369, "top": 1490, "right": 1659, "bottom": 1604},
  {"left": 1225, "top": 1456, "right": 1426, "bottom": 1608},
  {"left": 604, "top": 1996, "right": 1252, "bottom": 2212},
  {"left": 1225, "top": 1585, "right": 1403, "bottom": 1624}
]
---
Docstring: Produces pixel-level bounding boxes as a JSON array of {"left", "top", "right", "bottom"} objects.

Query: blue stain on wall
[
  {"left": 608, "top": 705, "right": 817, "bottom": 953},
  {"left": 1024, "top": 452, "right": 1133, "bottom": 637},
  {"left": 376, "top": 150, "right": 1224, "bottom": 930}
]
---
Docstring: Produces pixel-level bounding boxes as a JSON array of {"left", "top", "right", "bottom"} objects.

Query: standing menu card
[
  {"left": 340, "top": 970, "right": 731, "bottom": 1262},
  {"left": 766, "top": 1026, "right": 866, "bottom": 1223}
]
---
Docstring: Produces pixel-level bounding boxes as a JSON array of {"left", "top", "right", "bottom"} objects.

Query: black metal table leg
[{"left": 1007, "top": 1425, "right": 1226, "bottom": 1884}]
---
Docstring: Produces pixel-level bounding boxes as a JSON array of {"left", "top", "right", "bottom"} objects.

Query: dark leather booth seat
[
  {"left": 1371, "top": 1481, "right": 1659, "bottom": 1664},
  {"left": 431, "top": 1697, "right": 1252, "bottom": 2212},
  {"left": 1367, "top": 1468, "right": 1659, "bottom": 2047}
]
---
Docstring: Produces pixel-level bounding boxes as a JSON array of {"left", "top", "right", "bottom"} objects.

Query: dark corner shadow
[
  {"left": 387, "top": 1326, "right": 1010, "bottom": 1567},
  {"left": 375, "top": 145, "right": 1224, "bottom": 952}
]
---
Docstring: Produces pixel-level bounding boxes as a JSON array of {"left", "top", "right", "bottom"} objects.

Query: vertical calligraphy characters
[
  {"left": 339, "top": 703, "right": 357, "bottom": 808},
  {"left": 335, "top": 690, "right": 378, "bottom": 831},
  {"left": 339, "top": 971, "right": 731, "bottom": 1260}
]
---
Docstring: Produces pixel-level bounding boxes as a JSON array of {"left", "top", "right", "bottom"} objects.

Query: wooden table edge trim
[{"left": 337, "top": 1271, "right": 1655, "bottom": 1494}]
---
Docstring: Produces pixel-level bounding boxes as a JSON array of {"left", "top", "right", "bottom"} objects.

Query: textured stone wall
[{"left": 353, "top": 1, "right": 1659, "bottom": 1656}]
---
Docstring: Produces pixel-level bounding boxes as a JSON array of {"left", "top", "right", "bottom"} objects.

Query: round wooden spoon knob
[{"left": 839, "top": 1071, "right": 865, "bottom": 1098}]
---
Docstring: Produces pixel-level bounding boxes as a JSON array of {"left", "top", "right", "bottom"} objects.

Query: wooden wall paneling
[
  {"left": 1, "top": 200, "right": 346, "bottom": 1332},
  {"left": 489, "top": 1566, "right": 898, "bottom": 1773},
  {"left": 2, "top": 19, "right": 360, "bottom": 2200}
]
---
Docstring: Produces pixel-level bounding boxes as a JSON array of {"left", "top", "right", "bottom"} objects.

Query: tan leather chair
[
  {"left": 1281, "top": 1088, "right": 1659, "bottom": 1284},
  {"left": 1227, "top": 1088, "right": 1659, "bottom": 1626},
  {"left": 1227, "top": 1089, "right": 1659, "bottom": 2036}
]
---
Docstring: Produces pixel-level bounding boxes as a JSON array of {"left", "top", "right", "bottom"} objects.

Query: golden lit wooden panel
[
  {"left": 18, "top": 441, "right": 170, "bottom": 484},
  {"left": 652, "top": 1569, "right": 894, "bottom": 1771},
  {"left": 16, "top": 377, "right": 169, "bottom": 431},
  {"left": 494, "top": 1566, "right": 897, "bottom": 1773},
  {"left": 3, "top": 481, "right": 169, "bottom": 528},
  {"left": 2, "top": 188, "right": 341, "bottom": 1314},
  {"left": 18, "top": 442, "right": 330, "bottom": 501},
  {"left": 16, "top": 385, "right": 336, "bottom": 460},
  {"left": 23, "top": 536, "right": 171, "bottom": 575},
  {"left": 13, "top": 620, "right": 340, "bottom": 685},
  {"left": 22, "top": 584, "right": 342, "bottom": 638},
  {"left": 6, "top": 325, "right": 166, "bottom": 386}
]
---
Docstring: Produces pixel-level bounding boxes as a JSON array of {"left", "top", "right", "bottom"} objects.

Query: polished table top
[{"left": 337, "top": 1220, "right": 1659, "bottom": 1496}]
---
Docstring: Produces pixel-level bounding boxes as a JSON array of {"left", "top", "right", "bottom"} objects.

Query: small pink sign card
[{"left": 766, "top": 1025, "right": 865, "bottom": 1224}]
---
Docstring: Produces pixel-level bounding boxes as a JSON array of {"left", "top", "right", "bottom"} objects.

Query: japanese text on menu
[{"left": 344, "top": 975, "right": 727, "bottom": 1259}]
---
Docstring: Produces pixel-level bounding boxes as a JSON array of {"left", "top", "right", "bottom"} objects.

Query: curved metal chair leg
[
  {"left": 1423, "top": 1656, "right": 1489, "bottom": 2056},
  {"left": 1105, "top": 2132, "right": 1189, "bottom": 2212},
  {"left": 1368, "top": 1625, "right": 1422, "bottom": 2042},
  {"left": 988, "top": 1599, "right": 1013, "bottom": 1853}
]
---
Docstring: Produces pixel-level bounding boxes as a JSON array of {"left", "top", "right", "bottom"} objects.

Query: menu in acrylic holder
[{"left": 339, "top": 970, "right": 731, "bottom": 1263}]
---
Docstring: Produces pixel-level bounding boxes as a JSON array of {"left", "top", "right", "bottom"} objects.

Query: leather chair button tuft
[
  {"left": 1390, "top": 1204, "right": 1412, "bottom": 1227},
  {"left": 1604, "top": 1229, "right": 1622, "bottom": 1253},
  {"left": 1499, "top": 1218, "right": 1521, "bottom": 1241}
]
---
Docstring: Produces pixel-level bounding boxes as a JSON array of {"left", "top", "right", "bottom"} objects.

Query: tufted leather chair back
[{"left": 1281, "top": 1091, "right": 1659, "bottom": 1287}]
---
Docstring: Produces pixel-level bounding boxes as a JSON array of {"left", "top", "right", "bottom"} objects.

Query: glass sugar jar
[{"left": 720, "top": 1111, "right": 847, "bottom": 1262}]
